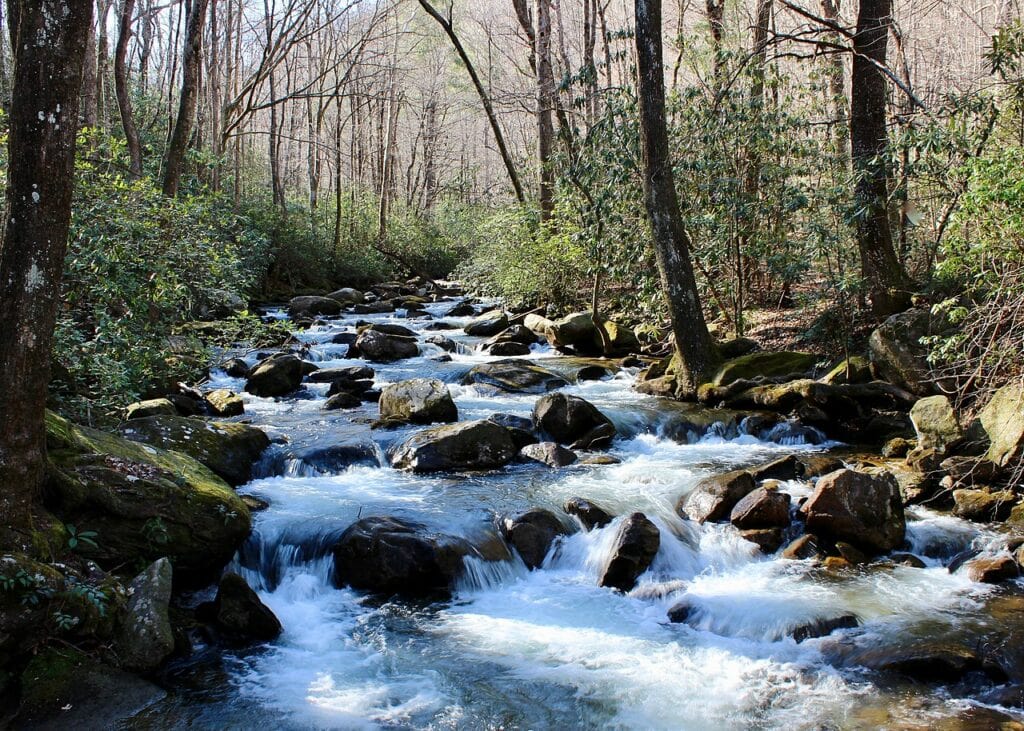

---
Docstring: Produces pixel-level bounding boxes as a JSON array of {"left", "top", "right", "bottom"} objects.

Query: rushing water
[{"left": 129, "top": 296, "right": 1024, "bottom": 730}]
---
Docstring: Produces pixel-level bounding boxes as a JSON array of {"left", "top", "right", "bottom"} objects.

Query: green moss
[
  {"left": 821, "top": 356, "right": 872, "bottom": 385},
  {"left": 713, "top": 351, "right": 819, "bottom": 387}
]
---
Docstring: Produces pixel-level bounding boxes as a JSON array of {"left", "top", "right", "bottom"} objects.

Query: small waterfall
[
  {"left": 456, "top": 555, "right": 529, "bottom": 593},
  {"left": 234, "top": 525, "right": 342, "bottom": 591}
]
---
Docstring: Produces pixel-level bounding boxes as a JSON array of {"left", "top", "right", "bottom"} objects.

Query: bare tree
[
  {"left": 116, "top": 0, "right": 144, "bottom": 177},
  {"left": 850, "top": 0, "right": 911, "bottom": 315},
  {"left": 0, "top": 0, "right": 93, "bottom": 540},
  {"left": 164, "top": 0, "right": 212, "bottom": 196},
  {"left": 635, "top": 0, "right": 719, "bottom": 397}
]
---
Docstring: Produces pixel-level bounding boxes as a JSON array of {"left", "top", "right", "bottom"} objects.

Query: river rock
[
  {"left": 564, "top": 497, "right": 613, "bottom": 529},
  {"left": 953, "top": 489, "right": 1017, "bottom": 522},
  {"left": 245, "top": 353, "right": 305, "bottom": 397},
  {"left": 740, "top": 527, "right": 786, "bottom": 554},
  {"left": 205, "top": 389, "right": 244, "bottom": 417},
  {"left": 964, "top": 555, "right": 1020, "bottom": 584},
  {"left": 781, "top": 534, "right": 824, "bottom": 560},
  {"left": 533, "top": 393, "right": 616, "bottom": 448},
  {"left": 729, "top": 487, "right": 791, "bottom": 529},
  {"left": 464, "top": 310, "right": 509, "bottom": 336},
  {"left": 379, "top": 378, "right": 458, "bottom": 425},
  {"left": 544, "top": 312, "right": 601, "bottom": 353},
  {"left": 324, "top": 391, "right": 362, "bottom": 410},
  {"left": 115, "top": 558, "right": 174, "bottom": 671},
  {"left": 790, "top": 614, "right": 859, "bottom": 643},
  {"left": 116, "top": 415, "right": 270, "bottom": 486},
  {"left": 424, "top": 333, "right": 459, "bottom": 353},
  {"left": 523, "top": 313, "right": 555, "bottom": 336},
  {"left": 678, "top": 470, "right": 757, "bottom": 524},
  {"left": 391, "top": 419, "right": 517, "bottom": 472},
  {"left": 332, "top": 516, "right": 474, "bottom": 595},
  {"left": 327, "top": 287, "right": 364, "bottom": 304},
  {"left": 486, "top": 324, "right": 537, "bottom": 346},
  {"left": 488, "top": 341, "right": 532, "bottom": 356},
  {"left": 820, "top": 356, "right": 872, "bottom": 386},
  {"left": 125, "top": 398, "right": 177, "bottom": 420},
  {"left": 213, "top": 572, "right": 282, "bottom": 640},
  {"left": 352, "top": 328, "right": 419, "bottom": 362},
  {"left": 331, "top": 331, "right": 358, "bottom": 345},
  {"left": 868, "top": 308, "right": 935, "bottom": 395},
  {"left": 445, "top": 301, "right": 476, "bottom": 317},
  {"left": 910, "top": 395, "right": 962, "bottom": 453},
  {"left": 352, "top": 301, "right": 394, "bottom": 314},
  {"left": 712, "top": 351, "right": 819, "bottom": 386},
  {"left": 361, "top": 322, "right": 417, "bottom": 338},
  {"left": 800, "top": 469, "right": 905, "bottom": 555},
  {"left": 979, "top": 381, "right": 1024, "bottom": 467},
  {"left": 486, "top": 413, "right": 539, "bottom": 449},
  {"left": 748, "top": 455, "right": 799, "bottom": 481},
  {"left": 463, "top": 359, "right": 569, "bottom": 394},
  {"left": 600, "top": 321, "right": 640, "bottom": 354},
  {"left": 46, "top": 412, "right": 251, "bottom": 582},
  {"left": 599, "top": 513, "right": 660, "bottom": 591},
  {"left": 501, "top": 509, "right": 571, "bottom": 569},
  {"left": 519, "top": 442, "right": 578, "bottom": 468},
  {"left": 220, "top": 358, "right": 251, "bottom": 378},
  {"left": 288, "top": 295, "right": 343, "bottom": 319}
]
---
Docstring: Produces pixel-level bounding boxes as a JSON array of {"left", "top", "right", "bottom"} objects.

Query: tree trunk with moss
[
  {"left": 0, "top": 0, "right": 93, "bottom": 543},
  {"left": 635, "top": 0, "right": 720, "bottom": 397}
]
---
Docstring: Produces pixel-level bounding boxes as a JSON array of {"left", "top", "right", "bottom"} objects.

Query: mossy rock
[
  {"left": 713, "top": 351, "right": 819, "bottom": 387},
  {"left": 115, "top": 415, "right": 269, "bottom": 486},
  {"left": 44, "top": 412, "right": 251, "bottom": 582},
  {"left": 979, "top": 381, "right": 1024, "bottom": 468},
  {"left": 16, "top": 647, "right": 164, "bottom": 728},
  {"left": 821, "top": 356, "right": 872, "bottom": 385}
]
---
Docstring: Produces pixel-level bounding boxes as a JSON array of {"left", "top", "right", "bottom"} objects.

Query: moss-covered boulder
[
  {"left": 821, "top": 356, "right": 872, "bottom": 385},
  {"left": 712, "top": 351, "right": 819, "bottom": 387},
  {"left": 978, "top": 381, "right": 1024, "bottom": 468},
  {"left": 45, "top": 412, "right": 251, "bottom": 582},
  {"left": 868, "top": 308, "right": 936, "bottom": 395},
  {"left": 115, "top": 415, "right": 269, "bottom": 486},
  {"left": 125, "top": 398, "right": 177, "bottom": 420},
  {"left": 910, "top": 395, "right": 962, "bottom": 453}
]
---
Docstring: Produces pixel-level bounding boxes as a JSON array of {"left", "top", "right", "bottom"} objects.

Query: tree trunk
[
  {"left": 850, "top": 0, "right": 911, "bottom": 316},
  {"left": 820, "top": 0, "right": 849, "bottom": 169},
  {"left": 706, "top": 0, "right": 725, "bottom": 89},
  {"left": 115, "top": 0, "right": 144, "bottom": 177},
  {"left": 536, "top": 0, "right": 556, "bottom": 220},
  {"left": 163, "top": 0, "right": 210, "bottom": 196},
  {"left": 81, "top": 7, "right": 98, "bottom": 129},
  {"left": 418, "top": 0, "right": 525, "bottom": 204},
  {"left": 96, "top": 0, "right": 111, "bottom": 128},
  {"left": 635, "top": 0, "right": 719, "bottom": 397},
  {"left": 0, "top": 0, "right": 92, "bottom": 540}
]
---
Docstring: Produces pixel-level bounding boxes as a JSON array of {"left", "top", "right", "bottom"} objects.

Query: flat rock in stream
[
  {"left": 351, "top": 329, "right": 419, "bottom": 362},
  {"left": 379, "top": 378, "right": 458, "bottom": 425},
  {"left": 332, "top": 516, "right": 475, "bottom": 595},
  {"left": 391, "top": 419, "right": 517, "bottom": 472},
  {"left": 462, "top": 359, "right": 569, "bottom": 394},
  {"left": 464, "top": 310, "right": 509, "bottom": 336},
  {"left": 519, "top": 442, "right": 577, "bottom": 468}
]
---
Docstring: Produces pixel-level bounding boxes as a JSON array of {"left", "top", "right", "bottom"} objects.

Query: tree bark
[
  {"left": 635, "top": 0, "right": 719, "bottom": 397},
  {"left": 850, "top": 0, "right": 911, "bottom": 316},
  {"left": 417, "top": 0, "right": 525, "bottom": 204},
  {"left": 163, "top": 0, "right": 210, "bottom": 196},
  {"left": 81, "top": 5, "right": 98, "bottom": 129},
  {"left": 820, "top": 0, "right": 848, "bottom": 169},
  {"left": 0, "top": 0, "right": 92, "bottom": 540},
  {"left": 536, "top": 0, "right": 556, "bottom": 220},
  {"left": 115, "top": 0, "right": 144, "bottom": 177}
]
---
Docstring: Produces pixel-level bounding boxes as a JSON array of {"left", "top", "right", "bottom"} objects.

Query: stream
[{"left": 129, "top": 294, "right": 1024, "bottom": 730}]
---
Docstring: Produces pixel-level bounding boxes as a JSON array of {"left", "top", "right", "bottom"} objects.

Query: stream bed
[{"left": 128, "top": 295, "right": 1024, "bottom": 730}]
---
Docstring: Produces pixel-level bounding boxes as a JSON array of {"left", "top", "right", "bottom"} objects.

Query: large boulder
[
  {"left": 115, "top": 558, "right": 174, "bottom": 671},
  {"left": 532, "top": 393, "right": 616, "bottom": 448},
  {"left": 307, "top": 365, "right": 375, "bottom": 383},
  {"left": 288, "top": 295, "right": 343, "bottom": 319},
  {"left": 501, "top": 509, "right": 571, "bottom": 569},
  {"left": 868, "top": 308, "right": 935, "bottom": 395},
  {"left": 598, "top": 513, "right": 660, "bottom": 592},
  {"left": 327, "top": 287, "right": 364, "bottom": 305},
  {"left": 800, "top": 469, "right": 905, "bottom": 554},
  {"left": 205, "top": 389, "right": 244, "bottom": 417},
  {"left": 464, "top": 310, "right": 509, "bottom": 336},
  {"left": 729, "top": 487, "right": 791, "bottom": 529},
  {"left": 519, "top": 442, "right": 577, "bottom": 468},
  {"left": 978, "top": 381, "right": 1024, "bottom": 468},
  {"left": 117, "top": 415, "right": 269, "bottom": 486},
  {"left": 462, "top": 359, "right": 569, "bottom": 394},
  {"left": 677, "top": 470, "right": 756, "bottom": 524},
  {"left": 545, "top": 312, "right": 601, "bottom": 353},
  {"left": 245, "top": 354, "right": 305, "bottom": 397},
  {"left": 213, "top": 572, "right": 282, "bottom": 640},
  {"left": 952, "top": 489, "right": 1017, "bottom": 522},
  {"left": 712, "top": 351, "right": 819, "bottom": 387},
  {"left": 46, "top": 412, "right": 251, "bottom": 581},
  {"left": 378, "top": 379, "right": 458, "bottom": 425},
  {"left": 910, "top": 395, "right": 962, "bottom": 453},
  {"left": 331, "top": 516, "right": 474, "bottom": 595},
  {"left": 600, "top": 321, "right": 640, "bottom": 354},
  {"left": 352, "top": 328, "right": 419, "bottom": 362},
  {"left": 523, "top": 313, "right": 555, "bottom": 336},
  {"left": 391, "top": 419, "right": 517, "bottom": 472}
]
